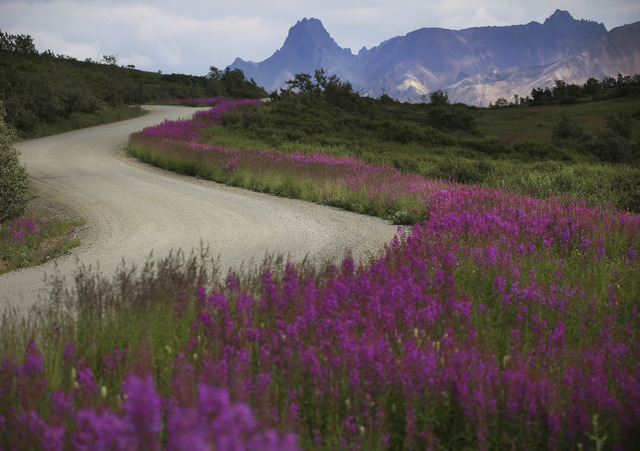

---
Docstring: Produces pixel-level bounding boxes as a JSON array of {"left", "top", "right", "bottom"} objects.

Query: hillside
[{"left": 0, "top": 32, "right": 267, "bottom": 137}]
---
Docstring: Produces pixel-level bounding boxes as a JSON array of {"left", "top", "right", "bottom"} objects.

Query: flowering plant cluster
[
  {"left": 3, "top": 99, "right": 639, "bottom": 449},
  {"left": 149, "top": 98, "right": 236, "bottom": 107},
  {"left": 3, "top": 216, "right": 41, "bottom": 243},
  {"left": 141, "top": 98, "right": 262, "bottom": 143},
  {"left": 2, "top": 185, "right": 638, "bottom": 448},
  {"left": 0, "top": 216, "right": 81, "bottom": 273}
]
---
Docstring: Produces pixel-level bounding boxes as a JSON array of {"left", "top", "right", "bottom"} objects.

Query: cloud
[{"left": 1, "top": 0, "right": 639, "bottom": 76}]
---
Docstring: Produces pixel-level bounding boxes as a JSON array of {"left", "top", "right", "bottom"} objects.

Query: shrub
[
  {"left": 0, "top": 101, "right": 30, "bottom": 222},
  {"left": 427, "top": 105, "right": 477, "bottom": 132},
  {"left": 586, "top": 129, "right": 631, "bottom": 163},
  {"left": 606, "top": 112, "right": 633, "bottom": 139},
  {"left": 609, "top": 168, "right": 640, "bottom": 212},
  {"left": 434, "top": 158, "right": 494, "bottom": 185},
  {"left": 551, "top": 115, "right": 588, "bottom": 143}
]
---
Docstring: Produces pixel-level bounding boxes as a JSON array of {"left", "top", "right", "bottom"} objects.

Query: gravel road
[{"left": 1, "top": 106, "right": 400, "bottom": 313}]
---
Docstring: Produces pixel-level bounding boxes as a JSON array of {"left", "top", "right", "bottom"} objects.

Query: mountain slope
[
  {"left": 360, "top": 9, "right": 607, "bottom": 99},
  {"left": 446, "top": 21, "right": 640, "bottom": 105}
]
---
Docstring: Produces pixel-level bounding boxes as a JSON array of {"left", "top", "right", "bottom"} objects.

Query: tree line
[{"left": 491, "top": 74, "right": 640, "bottom": 107}]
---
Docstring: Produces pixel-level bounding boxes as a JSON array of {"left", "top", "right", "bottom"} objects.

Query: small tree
[
  {"left": 0, "top": 101, "right": 30, "bottom": 222},
  {"left": 429, "top": 89, "right": 449, "bottom": 106}
]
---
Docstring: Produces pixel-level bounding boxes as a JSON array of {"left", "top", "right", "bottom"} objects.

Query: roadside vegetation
[
  {"left": 134, "top": 71, "right": 640, "bottom": 218},
  {"left": 2, "top": 47, "right": 640, "bottom": 447},
  {"left": 0, "top": 100, "right": 85, "bottom": 274}
]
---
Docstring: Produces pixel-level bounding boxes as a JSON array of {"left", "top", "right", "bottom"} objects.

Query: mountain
[{"left": 229, "top": 11, "right": 639, "bottom": 105}]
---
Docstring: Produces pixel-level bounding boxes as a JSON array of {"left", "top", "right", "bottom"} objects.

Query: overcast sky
[{"left": 1, "top": 0, "right": 639, "bottom": 76}]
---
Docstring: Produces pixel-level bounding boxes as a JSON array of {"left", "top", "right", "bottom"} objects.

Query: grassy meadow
[{"left": 2, "top": 90, "right": 640, "bottom": 449}]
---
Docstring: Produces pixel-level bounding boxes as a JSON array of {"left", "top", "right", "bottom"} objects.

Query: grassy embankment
[
  {"left": 129, "top": 94, "right": 640, "bottom": 223},
  {"left": 0, "top": 214, "right": 85, "bottom": 274}
]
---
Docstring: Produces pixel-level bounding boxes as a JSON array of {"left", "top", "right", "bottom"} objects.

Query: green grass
[{"left": 478, "top": 97, "right": 640, "bottom": 142}]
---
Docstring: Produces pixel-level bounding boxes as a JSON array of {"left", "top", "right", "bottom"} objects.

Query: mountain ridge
[{"left": 230, "top": 10, "right": 639, "bottom": 105}]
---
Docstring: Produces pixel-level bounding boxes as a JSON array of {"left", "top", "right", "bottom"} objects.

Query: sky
[{"left": 1, "top": 0, "right": 639, "bottom": 77}]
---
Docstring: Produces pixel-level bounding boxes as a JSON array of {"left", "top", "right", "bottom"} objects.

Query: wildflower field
[{"left": 2, "top": 98, "right": 640, "bottom": 449}]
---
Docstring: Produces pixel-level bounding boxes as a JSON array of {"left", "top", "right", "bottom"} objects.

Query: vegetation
[
  {"left": 0, "top": 216, "right": 84, "bottom": 273},
  {"left": 2, "top": 35, "right": 640, "bottom": 446},
  {"left": 2, "top": 184, "right": 639, "bottom": 448},
  {"left": 0, "top": 101, "right": 30, "bottom": 222},
  {"left": 138, "top": 72, "right": 640, "bottom": 214},
  {"left": 491, "top": 74, "right": 640, "bottom": 106},
  {"left": 0, "top": 30, "right": 267, "bottom": 138},
  {"left": 1, "top": 99, "right": 83, "bottom": 269}
]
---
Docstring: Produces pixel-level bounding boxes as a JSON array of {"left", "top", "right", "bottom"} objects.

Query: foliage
[
  {"left": 428, "top": 89, "right": 449, "bottom": 106},
  {"left": 3, "top": 76, "right": 640, "bottom": 448},
  {"left": 138, "top": 91, "right": 640, "bottom": 212},
  {"left": 0, "top": 31, "right": 267, "bottom": 136},
  {"left": 277, "top": 69, "right": 359, "bottom": 109},
  {"left": 551, "top": 115, "right": 589, "bottom": 142},
  {"left": 606, "top": 111, "right": 633, "bottom": 139},
  {"left": 427, "top": 104, "right": 478, "bottom": 132},
  {"left": 0, "top": 101, "right": 29, "bottom": 222},
  {"left": 551, "top": 113, "right": 637, "bottom": 164},
  {"left": 0, "top": 30, "right": 37, "bottom": 54},
  {"left": 527, "top": 74, "right": 640, "bottom": 105}
]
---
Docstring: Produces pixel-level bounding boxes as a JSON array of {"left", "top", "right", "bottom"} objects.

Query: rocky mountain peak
[
  {"left": 282, "top": 18, "right": 339, "bottom": 51},
  {"left": 543, "top": 9, "right": 575, "bottom": 28},
  {"left": 543, "top": 9, "right": 607, "bottom": 37}
]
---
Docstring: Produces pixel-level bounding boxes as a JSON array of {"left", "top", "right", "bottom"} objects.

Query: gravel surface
[{"left": 1, "top": 106, "right": 400, "bottom": 313}]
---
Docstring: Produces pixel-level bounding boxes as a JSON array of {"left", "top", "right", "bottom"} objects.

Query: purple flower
[{"left": 122, "top": 374, "right": 162, "bottom": 450}]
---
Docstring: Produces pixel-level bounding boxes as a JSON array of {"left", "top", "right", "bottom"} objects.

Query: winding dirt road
[{"left": 1, "top": 106, "right": 399, "bottom": 312}]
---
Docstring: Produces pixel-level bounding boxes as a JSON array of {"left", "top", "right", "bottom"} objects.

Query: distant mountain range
[{"left": 229, "top": 10, "right": 640, "bottom": 106}]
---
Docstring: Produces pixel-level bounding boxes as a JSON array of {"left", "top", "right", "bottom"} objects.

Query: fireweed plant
[
  {"left": 0, "top": 216, "right": 83, "bottom": 273},
  {"left": 1, "top": 98, "right": 639, "bottom": 449}
]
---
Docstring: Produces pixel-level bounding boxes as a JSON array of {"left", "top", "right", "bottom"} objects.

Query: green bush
[
  {"left": 586, "top": 129, "right": 631, "bottom": 163},
  {"left": 606, "top": 112, "right": 633, "bottom": 139},
  {"left": 427, "top": 105, "right": 477, "bottom": 132},
  {"left": 0, "top": 101, "right": 30, "bottom": 222},
  {"left": 551, "top": 115, "right": 588, "bottom": 143},
  {"left": 434, "top": 158, "right": 494, "bottom": 185}
]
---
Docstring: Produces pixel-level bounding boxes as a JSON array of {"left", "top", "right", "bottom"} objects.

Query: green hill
[{"left": 0, "top": 30, "right": 267, "bottom": 138}]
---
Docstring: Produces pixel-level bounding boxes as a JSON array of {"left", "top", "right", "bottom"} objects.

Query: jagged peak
[
  {"left": 544, "top": 9, "right": 574, "bottom": 26},
  {"left": 543, "top": 9, "right": 606, "bottom": 33},
  {"left": 284, "top": 18, "right": 332, "bottom": 43}
]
